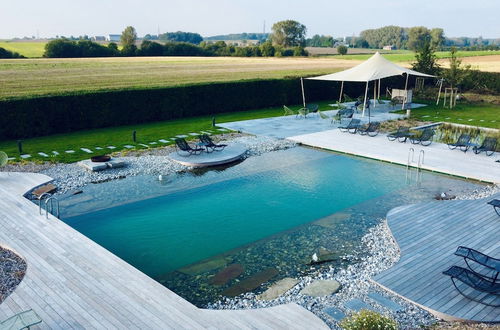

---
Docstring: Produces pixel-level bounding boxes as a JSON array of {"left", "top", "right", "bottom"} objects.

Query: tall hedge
[{"left": 0, "top": 79, "right": 365, "bottom": 140}]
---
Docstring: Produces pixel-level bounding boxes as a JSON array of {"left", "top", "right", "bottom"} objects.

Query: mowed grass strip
[{"left": 0, "top": 56, "right": 357, "bottom": 100}]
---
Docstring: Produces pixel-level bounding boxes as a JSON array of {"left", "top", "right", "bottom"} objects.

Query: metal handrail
[
  {"left": 418, "top": 150, "right": 425, "bottom": 170},
  {"left": 44, "top": 196, "right": 60, "bottom": 219},
  {"left": 407, "top": 148, "right": 415, "bottom": 170},
  {"left": 38, "top": 192, "right": 51, "bottom": 215}
]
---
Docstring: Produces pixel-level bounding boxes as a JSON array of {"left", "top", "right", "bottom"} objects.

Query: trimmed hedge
[{"left": 0, "top": 79, "right": 366, "bottom": 140}]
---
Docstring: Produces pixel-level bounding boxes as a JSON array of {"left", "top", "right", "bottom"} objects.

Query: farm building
[{"left": 107, "top": 34, "right": 121, "bottom": 42}]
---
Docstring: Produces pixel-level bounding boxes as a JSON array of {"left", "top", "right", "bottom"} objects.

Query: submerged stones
[
  {"left": 222, "top": 268, "right": 278, "bottom": 297},
  {"left": 257, "top": 278, "right": 299, "bottom": 301},
  {"left": 309, "top": 247, "right": 341, "bottom": 265},
  {"left": 178, "top": 257, "right": 231, "bottom": 276},
  {"left": 209, "top": 264, "right": 244, "bottom": 286},
  {"left": 313, "top": 212, "right": 351, "bottom": 229},
  {"left": 299, "top": 279, "right": 341, "bottom": 297}
]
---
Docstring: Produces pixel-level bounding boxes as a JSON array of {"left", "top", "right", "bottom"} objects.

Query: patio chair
[
  {"left": 0, "top": 151, "right": 8, "bottom": 168},
  {"left": 454, "top": 246, "right": 500, "bottom": 282},
  {"left": 487, "top": 199, "right": 500, "bottom": 216},
  {"left": 473, "top": 137, "right": 497, "bottom": 156},
  {"left": 332, "top": 108, "right": 354, "bottom": 124},
  {"left": 174, "top": 138, "right": 204, "bottom": 156},
  {"left": 199, "top": 134, "right": 227, "bottom": 152},
  {"left": 387, "top": 126, "right": 411, "bottom": 142},
  {"left": 339, "top": 119, "right": 361, "bottom": 134},
  {"left": 357, "top": 122, "right": 380, "bottom": 137},
  {"left": 443, "top": 266, "right": 500, "bottom": 307},
  {"left": 410, "top": 128, "right": 435, "bottom": 146},
  {"left": 318, "top": 110, "right": 330, "bottom": 120},
  {"left": 283, "top": 105, "right": 296, "bottom": 117},
  {"left": 306, "top": 103, "right": 319, "bottom": 116},
  {"left": 297, "top": 107, "right": 309, "bottom": 119},
  {"left": 447, "top": 134, "right": 475, "bottom": 152},
  {"left": 0, "top": 309, "right": 42, "bottom": 329}
]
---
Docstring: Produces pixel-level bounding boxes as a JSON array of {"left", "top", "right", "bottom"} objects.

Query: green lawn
[
  {"left": 0, "top": 102, "right": 331, "bottom": 164},
  {"left": 0, "top": 41, "right": 46, "bottom": 58}
]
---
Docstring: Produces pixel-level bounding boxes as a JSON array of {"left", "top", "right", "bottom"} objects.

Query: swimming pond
[{"left": 60, "top": 147, "right": 485, "bottom": 306}]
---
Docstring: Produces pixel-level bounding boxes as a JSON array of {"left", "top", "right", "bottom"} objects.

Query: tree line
[{"left": 0, "top": 47, "right": 24, "bottom": 58}]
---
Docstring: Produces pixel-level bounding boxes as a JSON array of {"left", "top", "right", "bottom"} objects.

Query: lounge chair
[
  {"left": 357, "top": 122, "right": 380, "bottom": 137},
  {"left": 306, "top": 103, "right": 319, "bottom": 116},
  {"left": 387, "top": 126, "right": 411, "bottom": 142},
  {"left": 199, "top": 134, "right": 227, "bottom": 152},
  {"left": 332, "top": 108, "right": 354, "bottom": 124},
  {"left": 447, "top": 134, "right": 475, "bottom": 152},
  {"left": 410, "top": 128, "right": 435, "bottom": 146},
  {"left": 443, "top": 265, "right": 500, "bottom": 307},
  {"left": 174, "top": 138, "right": 204, "bottom": 156},
  {"left": 454, "top": 246, "right": 500, "bottom": 282},
  {"left": 487, "top": 199, "right": 500, "bottom": 216},
  {"left": 283, "top": 105, "right": 296, "bottom": 117},
  {"left": 339, "top": 119, "right": 361, "bottom": 134},
  {"left": 297, "top": 107, "right": 309, "bottom": 119},
  {"left": 0, "top": 309, "right": 42, "bottom": 329},
  {"left": 473, "top": 137, "right": 497, "bottom": 156},
  {"left": 318, "top": 110, "right": 329, "bottom": 120}
]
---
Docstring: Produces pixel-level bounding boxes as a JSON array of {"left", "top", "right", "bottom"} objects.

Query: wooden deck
[
  {"left": 373, "top": 194, "right": 500, "bottom": 322},
  {"left": 0, "top": 172, "right": 328, "bottom": 329}
]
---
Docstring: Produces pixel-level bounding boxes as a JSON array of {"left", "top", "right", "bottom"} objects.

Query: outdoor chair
[
  {"left": 0, "top": 151, "right": 8, "bottom": 169},
  {"left": 332, "top": 108, "right": 354, "bottom": 124},
  {"left": 357, "top": 122, "right": 380, "bottom": 137},
  {"left": 487, "top": 199, "right": 500, "bottom": 216},
  {"left": 283, "top": 105, "right": 296, "bottom": 117},
  {"left": 410, "top": 128, "right": 435, "bottom": 146},
  {"left": 199, "top": 134, "right": 227, "bottom": 152},
  {"left": 443, "top": 265, "right": 500, "bottom": 307},
  {"left": 174, "top": 138, "right": 204, "bottom": 156},
  {"left": 447, "top": 134, "right": 475, "bottom": 152},
  {"left": 454, "top": 246, "right": 500, "bottom": 282},
  {"left": 473, "top": 137, "right": 497, "bottom": 156},
  {"left": 387, "top": 126, "right": 412, "bottom": 142},
  {"left": 306, "top": 103, "right": 319, "bottom": 116},
  {"left": 339, "top": 119, "right": 361, "bottom": 134},
  {"left": 297, "top": 107, "right": 309, "bottom": 119},
  {"left": 0, "top": 309, "right": 42, "bottom": 329},
  {"left": 318, "top": 110, "right": 330, "bottom": 120}
]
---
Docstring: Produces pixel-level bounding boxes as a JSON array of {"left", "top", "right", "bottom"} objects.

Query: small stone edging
[{"left": 0, "top": 246, "right": 27, "bottom": 304}]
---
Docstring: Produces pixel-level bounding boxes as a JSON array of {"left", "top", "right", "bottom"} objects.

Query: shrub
[
  {"left": 339, "top": 310, "right": 397, "bottom": 330},
  {"left": 337, "top": 45, "right": 348, "bottom": 55},
  {"left": 0, "top": 47, "right": 24, "bottom": 59}
]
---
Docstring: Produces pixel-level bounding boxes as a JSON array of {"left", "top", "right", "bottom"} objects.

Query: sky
[{"left": 1, "top": 0, "right": 499, "bottom": 39}]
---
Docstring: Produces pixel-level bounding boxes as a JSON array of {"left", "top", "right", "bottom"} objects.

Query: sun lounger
[
  {"left": 0, "top": 309, "right": 42, "bottom": 329},
  {"left": 175, "top": 138, "right": 204, "bottom": 156},
  {"left": 487, "top": 199, "right": 500, "bottom": 216},
  {"left": 443, "top": 265, "right": 500, "bottom": 307},
  {"left": 454, "top": 246, "right": 500, "bottom": 282},
  {"left": 357, "top": 122, "right": 380, "bottom": 137},
  {"left": 283, "top": 105, "right": 296, "bottom": 117},
  {"left": 318, "top": 110, "right": 330, "bottom": 120},
  {"left": 332, "top": 108, "right": 354, "bottom": 124},
  {"left": 339, "top": 119, "right": 361, "bottom": 134},
  {"left": 199, "top": 134, "right": 227, "bottom": 152},
  {"left": 447, "top": 134, "right": 476, "bottom": 152},
  {"left": 410, "top": 128, "right": 435, "bottom": 146},
  {"left": 306, "top": 103, "right": 319, "bottom": 116},
  {"left": 297, "top": 107, "right": 309, "bottom": 118},
  {"left": 473, "top": 137, "right": 497, "bottom": 156},
  {"left": 387, "top": 126, "right": 412, "bottom": 142}
]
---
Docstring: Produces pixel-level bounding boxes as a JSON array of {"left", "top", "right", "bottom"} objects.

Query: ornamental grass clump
[{"left": 340, "top": 309, "right": 398, "bottom": 330}]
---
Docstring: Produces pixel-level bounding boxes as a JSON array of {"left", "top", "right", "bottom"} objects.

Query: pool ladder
[
  {"left": 38, "top": 193, "right": 60, "bottom": 219},
  {"left": 406, "top": 148, "right": 425, "bottom": 184}
]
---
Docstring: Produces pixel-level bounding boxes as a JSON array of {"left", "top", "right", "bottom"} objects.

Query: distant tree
[
  {"left": 293, "top": 46, "right": 307, "bottom": 56},
  {"left": 107, "top": 42, "right": 119, "bottom": 53},
  {"left": 77, "top": 40, "right": 115, "bottom": 57},
  {"left": 337, "top": 45, "right": 348, "bottom": 55},
  {"left": 307, "top": 34, "right": 333, "bottom": 47},
  {"left": 443, "top": 47, "right": 471, "bottom": 89},
  {"left": 44, "top": 38, "right": 81, "bottom": 57},
  {"left": 271, "top": 20, "right": 307, "bottom": 47},
  {"left": 139, "top": 40, "right": 164, "bottom": 56},
  {"left": 0, "top": 47, "right": 24, "bottom": 58},
  {"left": 159, "top": 31, "right": 203, "bottom": 45},
  {"left": 121, "top": 44, "right": 138, "bottom": 56},
  {"left": 354, "top": 37, "right": 369, "bottom": 48},
  {"left": 412, "top": 41, "right": 440, "bottom": 75},
  {"left": 407, "top": 26, "right": 431, "bottom": 51},
  {"left": 360, "top": 26, "right": 406, "bottom": 49},
  {"left": 259, "top": 41, "right": 275, "bottom": 56},
  {"left": 430, "top": 28, "right": 445, "bottom": 50},
  {"left": 121, "top": 26, "right": 137, "bottom": 47}
]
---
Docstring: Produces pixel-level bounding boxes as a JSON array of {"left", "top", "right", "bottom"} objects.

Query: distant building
[
  {"left": 107, "top": 34, "right": 121, "bottom": 42},
  {"left": 383, "top": 45, "right": 396, "bottom": 50},
  {"left": 204, "top": 39, "right": 260, "bottom": 47},
  {"left": 92, "top": 36, "right": 106, "bottom": 42}
]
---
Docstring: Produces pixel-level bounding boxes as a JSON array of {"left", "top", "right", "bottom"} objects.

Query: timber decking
[
  {"left": 0, "top": 172, "right": 328, "bottom": 329},
  {"left": 373, "top": 194, "right": 500, "bottom": 322}
]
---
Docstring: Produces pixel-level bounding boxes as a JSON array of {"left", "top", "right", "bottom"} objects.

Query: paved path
[
  {"left": 0, "top": 172, "right": 328, "bottom": 329},
  {"left": 289, "top": 129, "right": 500, "bottom": 183},
  {"left": 373, "top": 194, "right": 500, "bottom": 322}
]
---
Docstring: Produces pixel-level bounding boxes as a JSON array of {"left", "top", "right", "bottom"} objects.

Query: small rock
[
  {"left": 257, "top": 278, "right": 299, "bottom": 301},
  {"left": 299, "top": 279, "right": 341, "bottom": 297}
]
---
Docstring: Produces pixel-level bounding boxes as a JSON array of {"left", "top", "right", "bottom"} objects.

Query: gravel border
[{"left": 0, "top": 246, "right": 27, "bottom": 304}]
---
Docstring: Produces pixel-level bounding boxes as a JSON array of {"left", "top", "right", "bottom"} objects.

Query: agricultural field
[{"left": 0, "top": 40, "right": 46, "bottom": 58}]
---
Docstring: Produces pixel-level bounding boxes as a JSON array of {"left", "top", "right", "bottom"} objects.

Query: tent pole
[
  {"left": 339, "top": 81, "right": 344, "bottom": 102},
  {"left": 300, "top": 77, "right": 306, "bottom": 107},
  {"left": 362, "top": 81, "right": 369, "bottom": 117},
  {"left": 436, "top": 79, "right": 443, "bottom": 105},
  {"left": 378, "top": 79, "right": 381, "bottom": 99},
  {"left": 373, "top": 80, "right": 376, "bottom": 109},
  {"left": 402, "top": 73, "right": 409, "bottom": 110}
]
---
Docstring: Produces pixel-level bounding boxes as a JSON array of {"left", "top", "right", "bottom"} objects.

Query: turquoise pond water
[{"left": 60, "top": 147, "right": 484, "bottom": 306}]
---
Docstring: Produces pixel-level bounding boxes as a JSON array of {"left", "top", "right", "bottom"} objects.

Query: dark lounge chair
[
  {"left": 332, "top": 108, "right": 354, "bottom": 124},
  {"left": 387, "top": 126, "right": 412, "bottom": 142},
  {"left": 357, "top": 122, "right": 380, "bottom": 137},
  {"left": 175, "top": 138, "right": 204, "bottom": 156},
  {"left": 306, "top": 103, "right": 319, "bottom": 116},
  {"left": 487, "top": 199, "right": 500, "bottom": 216},
  {"left": 447, "top": 134, "right": 475, "bottom": 152},
  {"left": 199, "top": 134, "right": 227, "bottom": 152},
  {"left": 443, "top": 266, "right": 500, "bottom": 307},
  {"left": 454, "top": 246, "right": 500, "bottom": 282},
  {"left": 473, "top": 137, "right": 497, "bottom": 156},
  {"left": 410, "top": 128, "right": 435, "bottom": 146},
  {"left": 339, "top": 119, "right": 361, "bottom": 134}
]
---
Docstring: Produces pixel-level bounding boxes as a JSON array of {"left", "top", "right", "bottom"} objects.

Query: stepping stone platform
[
  {"left": 367, "top": 292, "right": 403, "bottom": 312},
  {"left": 159, "top": 139, "right": 169, "bottom": 143},
  {"left": 169, "top": 143, "right": 247, "bottom": 168},
  {"left": 138, "top": 144, "right": 150, "bottom": 148},
  {"left": 322, "top": 307, "right": 346, "bottom": 322},
  {"left": 38, "top": 152, "right": 49, "bottom": 157},
  {"left": 107, "top": 146, "right": 116, "bottom": 149},
  {"left": 65, "top": 150, "right": 75, "bottom": 154},
  {"left": 189, "top": 133, "right": 200, "bottom": 136},
  {"left": 32, "top": 184, "right": 57, "bottom": 198},
  {"left": 124, "top": 145, "right": 134, "bottom": 149},
  {"left": 81, "top": 148, "right": 93, "bottom": 153},
  {"left": 344, "top": 299, "right": 376, "bottom": 313},
  {"left": 95, "top": 147, "right": 103, "bottom": 150},
  {"left": 300, "top": 280, "right": 341, "bottom": 297},
  {"left": 257, "top": 278, "right": 299, "bottom": 301},
  {"left": 78, "top": 158, "right": 126, "bottom": 172},
  {"left": 176, "top": 135, "right": 188, "bottom": 138},
  {"left": 52, "top": 151, "right": 59, "bottom": 155},
  {"left": 20, "top": 154, "right": 31, "bottom": 159}
]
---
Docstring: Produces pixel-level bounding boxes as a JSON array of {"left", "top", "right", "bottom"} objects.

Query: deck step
[
  {"left": 322, "top": 307, "right": 345, "bottom": 322},
  {"left": 344, "top": 299, "right": 377, "bottom": 313},
  {"left": 368, "top": 292, "right": 403, "bottom": 312}
]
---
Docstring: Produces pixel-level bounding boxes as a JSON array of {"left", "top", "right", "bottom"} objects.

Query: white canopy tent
[{"left": 305, "top": 52, "right": 435, "bottom": 117}]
